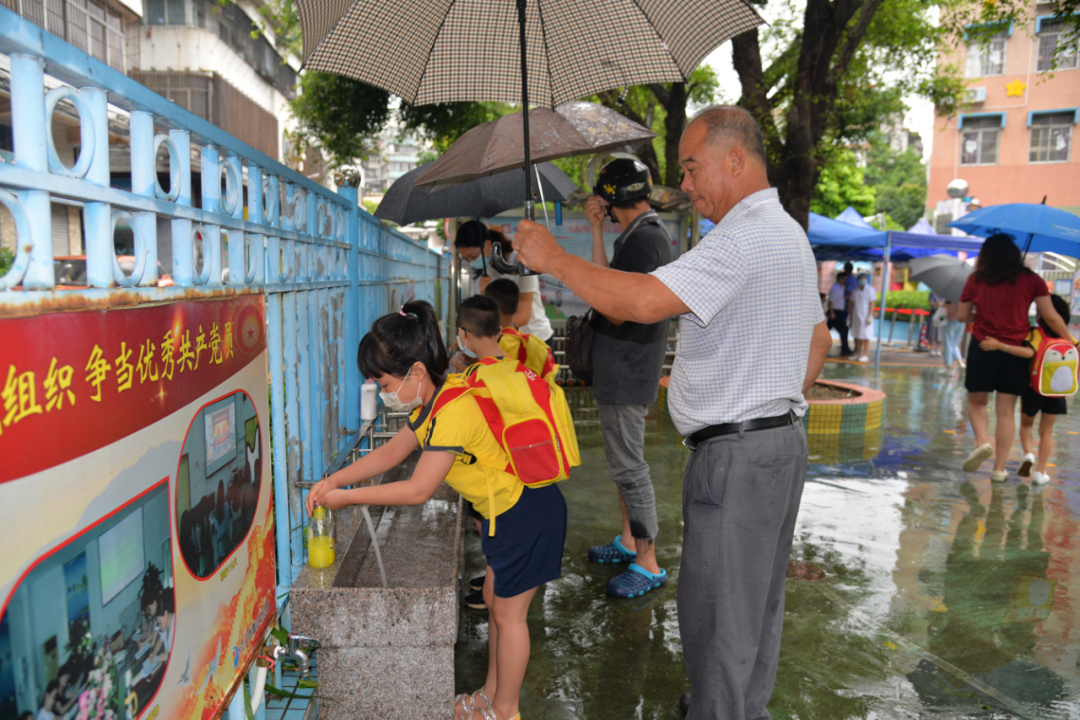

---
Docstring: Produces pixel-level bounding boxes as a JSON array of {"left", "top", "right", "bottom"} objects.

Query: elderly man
[{"left": 514, "top": 106, "right": 832, "bottom": 720}]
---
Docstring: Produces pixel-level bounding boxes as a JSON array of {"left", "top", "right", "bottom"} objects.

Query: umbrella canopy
[
  {"left": 908, "top": 254, "right": 973, "bottom": 303},
  {"left": 412, "top": 102, "right": 654, "bottom": 191},
  {"left": 296, "top": 0, "right": 764, "bottom": 244},
  {"left": 297, "top": 1, "right": 763, "bottom": 108},
  {"left": 948, "top": 203, "right": 1080, "bottom": 257},
  {"left": 375, "top": 161, "right": 577, "bottom": 226}
]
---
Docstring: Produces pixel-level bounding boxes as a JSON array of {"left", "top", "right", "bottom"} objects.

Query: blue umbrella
[{"left": 948, "top": 203, "right": 1080, "bottom": 258}]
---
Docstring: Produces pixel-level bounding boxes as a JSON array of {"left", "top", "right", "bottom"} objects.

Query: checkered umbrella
[{"left": 297, "top": 0, "right": 761, "bottom": 273}]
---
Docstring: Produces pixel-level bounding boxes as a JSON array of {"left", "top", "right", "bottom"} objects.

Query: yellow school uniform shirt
[{"left": 408, "top": 377, "right": 523, "bottom": 523}]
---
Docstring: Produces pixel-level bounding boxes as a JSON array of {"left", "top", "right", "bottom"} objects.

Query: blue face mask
[
  {"left": 858, "top": 279, "right": 868, "bottom": 288},
  {"left": 468, "top": 248, "right": 487, "bottom": 274},
  {"left": 458, "top": 330, "right": 477, "bottom": 359}
]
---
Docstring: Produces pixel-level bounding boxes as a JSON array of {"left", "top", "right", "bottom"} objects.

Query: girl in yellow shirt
[{"left": 306, "top": 300, "right": 566, "bottom": 720}]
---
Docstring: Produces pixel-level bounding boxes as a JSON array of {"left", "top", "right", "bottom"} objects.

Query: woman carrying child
[
  {"left": 979, "top": 294, "right": 1077, "bottom": 484},
  {"left": 306, "top": 301, "right": 566, "bottom": 720}
]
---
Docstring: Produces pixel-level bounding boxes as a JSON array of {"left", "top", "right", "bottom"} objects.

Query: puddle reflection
[{"left": 454, "top": 366, "right": 1080, "bottom": 719}]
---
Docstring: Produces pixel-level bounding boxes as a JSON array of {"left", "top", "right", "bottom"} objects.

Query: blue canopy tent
[
  {"left": 811, "top": 207, "right": 984, "bottom": 369},
  {"left": 703, "top": 207, "right": 984, "bottom": 370}
]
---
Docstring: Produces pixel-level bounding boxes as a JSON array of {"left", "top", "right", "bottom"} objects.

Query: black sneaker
[
  {"left": 464, "top": 590, "right": 487, "bottom": 610},
  {"left": 469, "top": 574, "right": 486, "bottom": 591}
]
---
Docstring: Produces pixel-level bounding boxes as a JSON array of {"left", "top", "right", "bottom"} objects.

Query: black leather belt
[{"left": 686, "top": 411, "right": 796, "bottom": 447}]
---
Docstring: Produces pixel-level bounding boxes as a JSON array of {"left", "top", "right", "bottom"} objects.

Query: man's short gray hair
[{"left": 692, "top": 106, "right": 766, "bottom": 161}]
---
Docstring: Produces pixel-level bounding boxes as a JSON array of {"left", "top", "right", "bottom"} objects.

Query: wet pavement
[{"left": 455, "top": 364, "right": 1080, "bottom": 719}]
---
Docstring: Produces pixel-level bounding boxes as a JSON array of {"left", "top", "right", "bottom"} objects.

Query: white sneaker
[
  {"left": 1018, "top": 453, "right": 1035, "bottom": 478},
  {"left": 858, "top": 355, "right": 870, "bottom": 362},
  {"left": 1032, "top": 470, "right": 1050, "bottom": 485},
  {"left": 958, "top": 358, "right": 966, "bottom": 369},
  {"left": 991, "top": 469, "right": 1008, "bottom": 483},
  {"left": 962, "top": 443, "right": 994, "bottom": 472}
]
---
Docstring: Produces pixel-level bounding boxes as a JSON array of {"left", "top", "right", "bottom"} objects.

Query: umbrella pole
[
  {"left": 517, "top": 0, "right": 534, "bottom": 223},
  {"left": 516, "top": 0, "right": 539, "bottom": 277},
  {"left": 874, "top": 232, "right": 892, "bottom": 377}
]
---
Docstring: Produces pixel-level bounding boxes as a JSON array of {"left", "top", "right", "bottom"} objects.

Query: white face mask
[
  {"left": 379, "top": 367, "right": 424, "bottom": 412},
  {"left": 458, "top": 330, "right": 477, "bottom": 359}
]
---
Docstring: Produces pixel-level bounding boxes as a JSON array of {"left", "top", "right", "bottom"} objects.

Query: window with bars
[
  {"left": 4, "top": 0, "right": 127, "bottom": 71},
  {"left": 965, "top": 29, "right": 1009, "bottom": 77},
  {"left": 1029, "top": 112, "right": 1074, "bottom": 162},
  {"left": 960, "top": 115, "right": 1002, "bottom": 165},
  {"left": 1037, "top": 19, "right": 1079, "bottom": 71}
]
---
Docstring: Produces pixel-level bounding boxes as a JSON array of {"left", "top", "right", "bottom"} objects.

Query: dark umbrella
[
  {"left": 411, "top": 102, "right": 655, "bottom": 192},
  {"left": 908, "top": 254, "right": 973, "bottom": 303},
  {"left": 374, "top": 161, "right": 577, "bottom": 227},
  {"left": 295, "top": 0, "right": 763, "bottom": 270}
]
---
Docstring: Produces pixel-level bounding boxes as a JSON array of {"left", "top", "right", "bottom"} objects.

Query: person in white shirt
[
  {"left": 849, "top": 273, "right": 878, "bottom": 361},
  {"left": 35, "top": 681, "right": 58, "bottom": 720},
  {"left": 513, "top": 105, "right": 833, "bottom": 720},
  {"left": 454, "top": 221, "right": 554, "bottom": 343}
]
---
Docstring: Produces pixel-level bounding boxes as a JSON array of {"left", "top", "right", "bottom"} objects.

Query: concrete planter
[
  {"left": 805, "top": 380, "right": 886, "bottom": 464},
  {"left": 805, "top": 380, "right": 885, "bottom": 434}
]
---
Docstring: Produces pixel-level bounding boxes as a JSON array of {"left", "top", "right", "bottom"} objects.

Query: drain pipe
[
  {"left": 249, "top": 659, "right": 269, "bottom": 720},
  {"left": 226, "top": 657, "right": 270, "bottom": 720}
]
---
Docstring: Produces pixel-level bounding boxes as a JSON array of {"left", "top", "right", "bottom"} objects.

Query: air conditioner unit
[{"left": 964, "top": 87, "right": 987, "bottom": 103}]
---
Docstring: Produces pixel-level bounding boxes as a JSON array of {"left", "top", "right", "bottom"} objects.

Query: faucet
[{"left": 272, "top": 634, "right": 320, "bottom": 677}]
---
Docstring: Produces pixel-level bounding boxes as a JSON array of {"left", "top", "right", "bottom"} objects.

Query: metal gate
[{"left": 0, "top": 7, "right": 445, "bottom": 607}]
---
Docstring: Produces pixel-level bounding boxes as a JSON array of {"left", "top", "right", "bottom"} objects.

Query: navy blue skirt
[{"left": 481, "top": 484, "right": 567, "bottom": 598}]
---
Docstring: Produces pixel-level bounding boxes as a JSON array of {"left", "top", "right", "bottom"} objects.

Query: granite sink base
[{"left": 290, "top": 451, "right": 464, "bottom": 720}]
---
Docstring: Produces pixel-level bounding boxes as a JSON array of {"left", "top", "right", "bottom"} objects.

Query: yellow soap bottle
[{"left": 308, "top": 506, "right": 335, "bottom": 568}]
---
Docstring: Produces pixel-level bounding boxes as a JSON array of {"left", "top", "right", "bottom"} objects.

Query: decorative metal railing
[{"left": 0, "top": 6, "right": 445, "bottom": 593}]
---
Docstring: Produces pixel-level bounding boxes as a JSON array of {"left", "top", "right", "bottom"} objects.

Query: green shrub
[
  {"left": 880, "top": 290, "right": 930, "bottom": 320},
  {"left": 0, "top": 246, "right": 13, "bottom": 277}
]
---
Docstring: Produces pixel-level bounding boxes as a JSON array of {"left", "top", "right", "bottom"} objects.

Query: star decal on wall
[{"left": 1005, "top": 78, "right": 1027, "bottom": 97}]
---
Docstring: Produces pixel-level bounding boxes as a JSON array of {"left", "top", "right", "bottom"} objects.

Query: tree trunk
[
  {"left": 661, "top": 83, "right": 687, "bottom": 187},
  {"left": 731, "top": 0, "right": 885, "bottom": 229}
]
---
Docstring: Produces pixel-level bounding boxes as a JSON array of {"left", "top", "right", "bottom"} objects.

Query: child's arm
[
  {"left": 315, "top": 450, "right": 455, "bottom": 511},
  {"left": 305, "top": 427, "right": 419, "bottom": 514},
  {"left": 979, "top": 336, "right": 1035, "bottom": 358}
]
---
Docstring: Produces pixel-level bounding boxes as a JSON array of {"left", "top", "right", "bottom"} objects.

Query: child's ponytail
[{"left": 358, "top": 300, "right": 449, "bottom": 385}]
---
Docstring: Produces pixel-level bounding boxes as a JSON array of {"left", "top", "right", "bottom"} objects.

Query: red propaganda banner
[{"left": 0, "top": 295, "right": 275, "bottom": 720}]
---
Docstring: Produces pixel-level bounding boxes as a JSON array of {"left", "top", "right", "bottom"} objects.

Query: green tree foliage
[
  {"left": 810, "top": 150, "right": 876, "bottom": 218},
  {"left": 252, "top": 0, "right": 513, "bottom": 167},
  {"left": 586, "top": 67, "right": 721, "bottom": 188},
  {"left": 862, "top": 133, "right": 928, "bottom": 230},
  {"left": 290, "top": 72, "right": 393, "bottom": 162},
  {"left": 730, "top": 0, "right": 967, "bottom": 227},
  {"left": 0, "top": 246, "right": 13, "bottom": 276},
  {"left": 289, "top": 71, "right": 513, "bottom": 167}
]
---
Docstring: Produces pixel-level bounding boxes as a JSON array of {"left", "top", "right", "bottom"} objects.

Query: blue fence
[{"left": 0, "top": 7, "right": 445, "bottom": 597}]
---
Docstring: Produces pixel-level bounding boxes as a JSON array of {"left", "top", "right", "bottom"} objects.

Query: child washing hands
[{"left": 306, "top": 300, "right": 566, "bottom": 720}]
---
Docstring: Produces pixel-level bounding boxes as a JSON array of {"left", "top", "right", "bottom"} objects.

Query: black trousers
[{"left": 828, "top": 309, "right": 851, "bottom": 353}]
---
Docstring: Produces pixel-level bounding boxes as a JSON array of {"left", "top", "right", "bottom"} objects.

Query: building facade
[
  {"left": 927, "top": 5, "right": 1079, "bottom": 218},
  {"left": 361, "top": 120, "right": 425, "bottom": 195},
  {"left": 0, "top": 0, "right": 302, "bottom": 259}
]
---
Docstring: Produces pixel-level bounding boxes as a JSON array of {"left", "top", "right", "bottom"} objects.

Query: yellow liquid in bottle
[{"left": 308, "top": 536, "right": 335, "bottom": 568}]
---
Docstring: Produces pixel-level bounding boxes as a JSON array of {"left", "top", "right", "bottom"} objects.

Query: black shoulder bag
[{"left": 564, "top": 310, "right": 596, "bottom": 385}]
